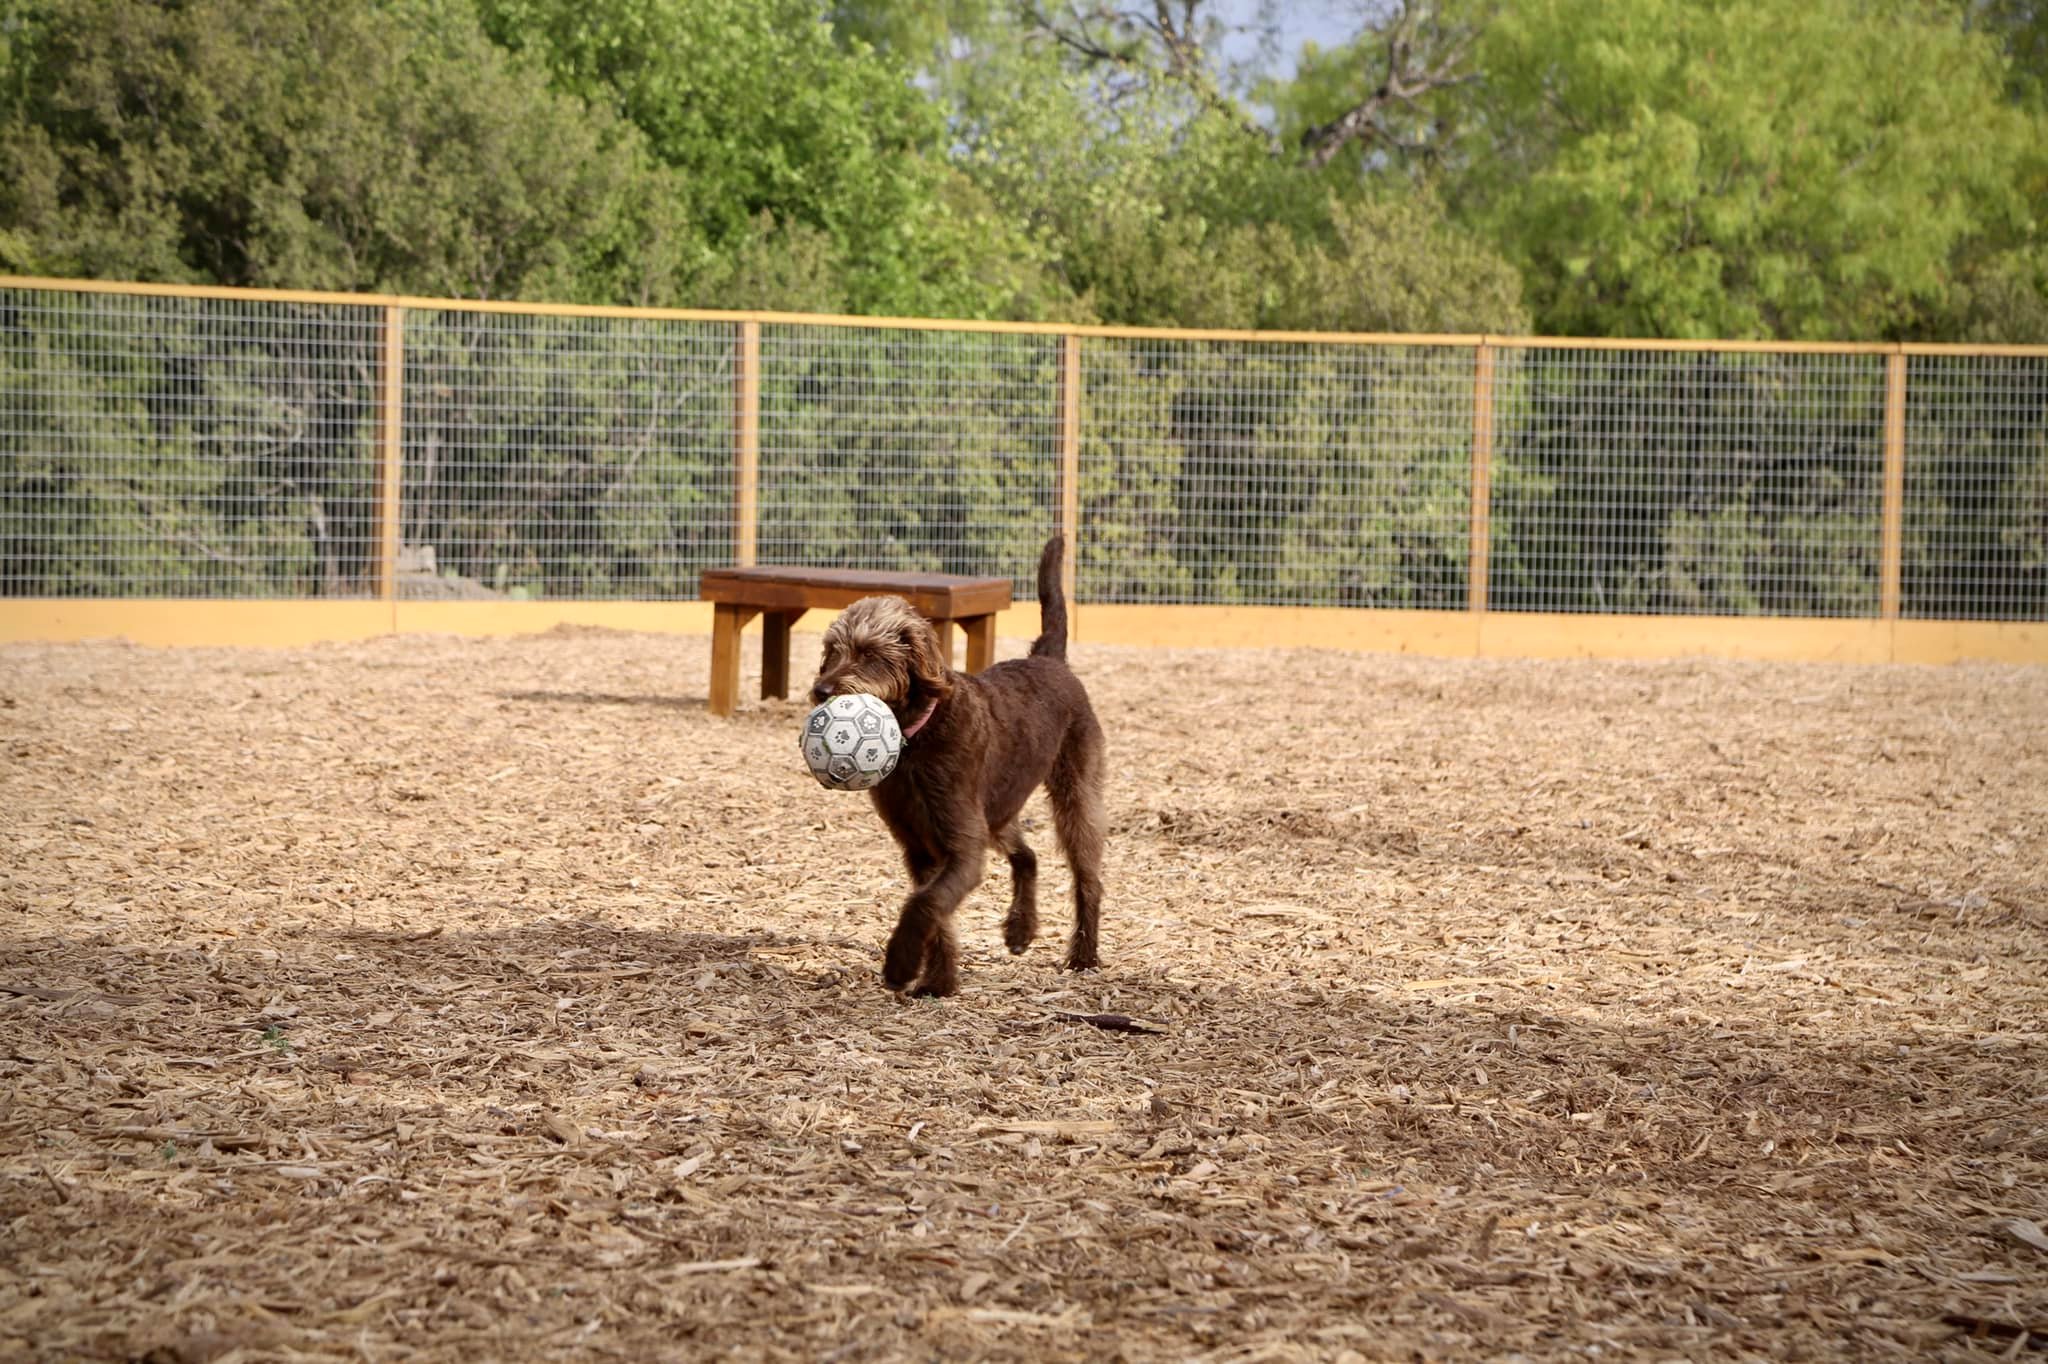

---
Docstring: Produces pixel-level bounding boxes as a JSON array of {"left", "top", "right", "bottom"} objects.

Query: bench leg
[
  {"left": 964, "top": 614, "right": 996, "bottom": 673},
  {"left": 709, "top": 604, "right": 757, "bottom": 717},
  {"left": 933, "top": 618, "right": 958, "bottom": 672},
  {"left": 761, "top": 609, "right": 805, "bottom": 700}
]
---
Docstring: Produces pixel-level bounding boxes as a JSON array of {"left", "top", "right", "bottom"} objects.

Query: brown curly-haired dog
[{"left": 808, "top": 537, "right": 1105, "bottom": 997}]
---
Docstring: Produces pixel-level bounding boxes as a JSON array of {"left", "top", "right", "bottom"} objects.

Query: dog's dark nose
[{"left": 809, "top": 682, "right": 835, "bottom": 705}]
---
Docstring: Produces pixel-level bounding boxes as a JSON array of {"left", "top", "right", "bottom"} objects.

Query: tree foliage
[
  {"left": 472, "top": 0, "right": 1047, "bottom": 318},
  {"left": 0, "top": 0, "right": 687, "bottom": 301},
  {"left": 942, "top": 38, "right": 1528, "bottom": 333},
  {"left": 1449, "top": 0, "right": 2040, "bottom": 340},
  {"left": 2, "top": 0, "right": 2038, "bottom": 339}
]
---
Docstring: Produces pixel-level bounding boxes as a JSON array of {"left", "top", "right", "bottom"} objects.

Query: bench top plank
[{"left": 700, "top": 565, "right": 1012, "bottom": 618}]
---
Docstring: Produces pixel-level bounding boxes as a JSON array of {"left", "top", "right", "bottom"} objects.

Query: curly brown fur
[{"left": 809, "top": 537, "right": 1105, "bottom": 997}]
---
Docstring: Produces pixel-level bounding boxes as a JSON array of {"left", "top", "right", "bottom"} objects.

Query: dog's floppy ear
[{"left": 905, "top": 617, "right": 955, "bottom": 700}]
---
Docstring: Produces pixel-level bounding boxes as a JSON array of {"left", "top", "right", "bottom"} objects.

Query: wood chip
[{"left": 2001, "top": 1218, "right": 2048, "bottom": 1255}]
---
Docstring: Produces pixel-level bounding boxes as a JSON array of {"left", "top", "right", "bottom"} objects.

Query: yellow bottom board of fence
[
  {"left": 1888, "top": 619, "right": 2048, "bottom": 666},
  {"left": 0, "top": 600, "right": 398, "bottom": 648},
  {"left": 0, "top": 599, "right": 2041, "bottom": 666}
]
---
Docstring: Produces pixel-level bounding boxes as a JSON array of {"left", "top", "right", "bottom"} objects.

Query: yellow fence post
[
  {"left": 1060, "top": 332, "right": 1082, "bottom": 632},
  {"left": 371, "top": 304, "right": 404, "bottom": 602},
  {"left": 735, "top": 320, "right": 761, "bottom": 567},
  {"left": 1881, "top": 349, "right": 1907, "bottom": 621},
  {"left": 1469, "top": 341, "right": 1496, "bottom": 614}
]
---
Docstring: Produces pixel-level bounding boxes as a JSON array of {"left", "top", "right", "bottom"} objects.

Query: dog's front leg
[{"left": 883, "top": 853, "right": 983, "bottom": 995}]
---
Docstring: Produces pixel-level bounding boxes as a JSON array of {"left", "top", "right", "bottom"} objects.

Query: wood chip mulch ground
[{"left": 2, "top": 627, "right": 2044, "bottom": 1362}]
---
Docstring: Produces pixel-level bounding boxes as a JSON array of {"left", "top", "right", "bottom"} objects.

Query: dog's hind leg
[
  {"left": 1046, "top": 718, "right": 1106, "bottom": 971},
  {"left": 994, "top": 821, "right": 1039, "bottom": 955}
]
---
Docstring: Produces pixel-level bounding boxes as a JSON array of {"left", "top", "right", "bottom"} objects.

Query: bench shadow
[{"left": 498, "top": 689, "right": 703, "bottom": 710}]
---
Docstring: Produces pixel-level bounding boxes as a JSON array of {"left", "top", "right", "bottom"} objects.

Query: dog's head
[{"left": 809, "top": 595, "right": 954, "bottom": 716}]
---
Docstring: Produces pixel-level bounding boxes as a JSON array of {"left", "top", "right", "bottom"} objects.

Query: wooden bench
[{"left": 698, "top": 565, "right": 1013, "bottom": 716}]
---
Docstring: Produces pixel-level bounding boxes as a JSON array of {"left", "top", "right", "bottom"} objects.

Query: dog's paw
[
  {"left": 1003, "top": 907, "right": 1038, "bottom": 956},
  {"left": 1061, "top": 948, "right": 1100, "bottom": 973},
  {"left": 882, "top": 934, "right": 925, "bottom": 993}
]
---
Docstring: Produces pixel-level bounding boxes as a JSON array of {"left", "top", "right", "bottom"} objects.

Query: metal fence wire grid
[{"left": 3, "top": 280, "right": 2044, "bottom": 622}]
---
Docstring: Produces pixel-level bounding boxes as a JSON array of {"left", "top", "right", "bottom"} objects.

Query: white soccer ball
[{"left": 799, "top": 693, "right": 903, "bottom": 791}]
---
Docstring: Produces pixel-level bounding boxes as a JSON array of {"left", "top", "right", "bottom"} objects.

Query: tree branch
[
  {"left": 1022, "top": 1, "right": 1146, "bottom": 67},
  {"left": 1020, "top": 0, "right": 1279, "bottom": 150},
  {"left": 1298, "top": 1, "right": 1478, "bottom": 169}
]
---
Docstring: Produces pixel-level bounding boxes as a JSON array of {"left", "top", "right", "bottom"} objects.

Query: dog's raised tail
[{"left": 1030, "top": 535, "right": 1067, "bottom": 660}]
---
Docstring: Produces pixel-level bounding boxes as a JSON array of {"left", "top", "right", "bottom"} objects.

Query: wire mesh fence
[
  {"left": 1903, "top": 353, "right": 2048, "bottom": 622},
  {"left": 3, "top": 280, "right": 2045, "bottom": 623},
  {"left": 1, "top": 286, "right": 384, "bottom": 597},
  {"left": 756, "top": 324, "right": 1062, "bottom": 601},
  {"left": 402, "top": 309, "right": 735, "bottom": 600},
  {"left": 1488, "top": 346, "right": 1889, "bottom": 616},
  {"left": 1080, "top": 337, "right": 1476, "bottom": 607}
]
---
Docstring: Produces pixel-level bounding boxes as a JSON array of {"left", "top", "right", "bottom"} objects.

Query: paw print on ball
[{"left": 798, "top": 693, "right": 903, "bottom": 790}]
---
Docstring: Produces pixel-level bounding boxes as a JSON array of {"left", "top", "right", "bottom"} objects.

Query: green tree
[
  {"left": 1961, "top": 0, "right": 2048, "bottom": 104},
  {"left": 1259, "top": 0, "right": 1490, "bottom": 176},
  {"left": 1209, "top": 195, "right": 1529, "bottom": 334},
  {"left": 0, "top": 0, "right": 686, "bottom": 300},
  {"left": 474, "top": 0, "right": 1047, "bottom": 318},
  {"left": 948, "top": 40, "right": 1525, "bottom": 332},
  {"left": 1448, "top": 0, "right": 2039, "bottom": 340},
  {"left": 823, "top": 0, "right": 1002, "bottom": 60}
]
